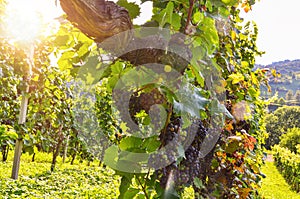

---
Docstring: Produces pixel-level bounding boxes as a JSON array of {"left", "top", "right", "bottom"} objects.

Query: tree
[
  {"left": 285, "top": 89, "right": 294, "bottom": 101},
  {"left": 265, "top": 106, "right": 300, "bottom": 149},
  {"left": 0, "top": 125, "right": 18, "bottom": 162},
  {"left": 278, "top": 97, "right": 285, "bottom": 104},
  {"left": 294, "top": 90, "right": 300, "bottom": 102},
  {"left": 280, "top": 127, "right": 300, "bottom": 153}
]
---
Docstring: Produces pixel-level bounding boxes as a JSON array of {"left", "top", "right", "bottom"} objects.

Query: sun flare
[{"left": 3, "top": 0, "right": 62, "bottom": 44}]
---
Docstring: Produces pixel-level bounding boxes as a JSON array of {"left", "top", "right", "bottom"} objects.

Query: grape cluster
[
  {"left": 155, "top": 120, "right": 209, "bottom": 188},
  {"left": 129, "top": 88, "right": 166, "bottom": 123},
  {"left": 147, "top": 117, "right": 182, "bottom": 169},
  {"left": 115, "top": 87, "right": 211, "bottom": 189}
]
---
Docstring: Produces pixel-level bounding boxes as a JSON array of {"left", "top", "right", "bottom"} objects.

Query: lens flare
[{"left": 2, "top": 0, "right": 62, "bottom": 44}]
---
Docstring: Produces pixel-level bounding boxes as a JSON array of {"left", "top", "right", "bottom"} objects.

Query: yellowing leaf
[
  {"left": 231, "top": 30, "right": 236, "bottom": 40},
  {"left": 250, "top": 73, "right": 259, "bottom": 86},
  {"left": 241, "top": 61, "right": 249, "bottom": 68},
  {"left": 221, "top": 0, "right": 231, "bottom": 4},
  {"left": 229, "top": 73, "right": 244, "bottom": 84}
]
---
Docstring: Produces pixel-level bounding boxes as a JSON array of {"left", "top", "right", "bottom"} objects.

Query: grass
[
  {"left": 0, "top": 152, "right": 121, "bottom": 198},
  {"left": 259, "top": 161, "right": 300, "bottom": 199},
  {"left": 0, "top": 152, "right": 194, "bottom": 198}
]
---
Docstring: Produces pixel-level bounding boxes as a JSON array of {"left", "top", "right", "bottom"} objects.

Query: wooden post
[
  {"left": 11, "top": 139, "right": 24, "bottom": 179},
  {"left": 11, "top": 88, "right": 29, "bottom": 179},
  {"left": 11, "top": 46, "right": 33, "bottom": 180}
]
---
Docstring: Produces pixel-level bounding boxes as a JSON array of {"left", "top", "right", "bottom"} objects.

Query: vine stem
[
  {"left": 160, "top": 104, "right": 173, "bottom": 148},
  {"left": 143, "top": 169, "right": 151, "bottom": 193},
  {"left": 184, "top": 0, "right": 195, "bottom": 33},
  {"left": 136, "top": 176, "right": 150, "bottom": 199}
]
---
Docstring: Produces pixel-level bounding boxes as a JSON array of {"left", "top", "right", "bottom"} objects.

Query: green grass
[
  {"left": 0, "top": 152, "right": 120, "bottom": 198},
  {"left": 0, "top": 152, "right": 194, "bottom": 198},
  {"left": 259, "top": 162, "right": 300, "bottom": 199}
]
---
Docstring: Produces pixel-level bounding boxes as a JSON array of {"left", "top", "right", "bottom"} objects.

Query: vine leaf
[
  {"left": 117, "top": 0, "right": 141, "bottom": 19},
  {"left": 174, "top": 86, "right": 209, "bottom": 118},
  {"left": 119, "top": 136, "right": 143, "bottom": 151},
  {"left": 152, "top": 1, "right": 181, "bottom": 30},
  {"left": 103, "top": 145, "right": 118, "bottom": 168},
  {"left": 118, "top": 175, "right": 134, "bottom": 199},
  {"left": 194, "top": 177, "right": 205, "bottom": 189},
  {"left": 228, "top": 73, "right": 244, "bottom": 84},
  {"left": 123, "top": 188, "right": 139, "bottom": 199}
]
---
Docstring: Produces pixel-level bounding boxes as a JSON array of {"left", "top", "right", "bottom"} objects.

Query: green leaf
[
  {"left": 119, "top": 136, "right": 143, "bottom": 151},
  {"left": 174, "top": 85, "right": 209, "bottom": 118},
  {"left": 123, "top": 188, "right": 140, "bottom": 199},
  {"left": 142, "top": 136, "right": 160, "bottom": 152},
  {"left": 152, "top": 2, "right": 181, "bottom": 30},
  {"left": 4, "top": 130, "right": 18, "bottom": 140},
  {"left": 221, "top": 0, "right": 239, "bottom": 6},
  {"left": 116, "top": 159, "right": 142, "bottom": 173},
  {"left": 103, "top": 145, "right": 118, "bottom": 168},
  {"left": 53, "top": 35, "right": 70, "bottom": 47},
  {"left": 200, "top": 17, "right": 219, "bottom": 54},
  {"left": 111, "top": 61, "right": 124, "bottom": 75},
  {"left": 118, "top": 176, "right": 132, "bottom": 199},
  {"left": 218, "top": 6, "right": 230, "bottom": 17},
  {"left": 57, "top": 51, "right": 75, "bottom": 71},
  {"left": 177, "top": 144, "right": 185, "bottom": 158},
  {"left": 77, "top": 56, "right": 104, "bottom": 84},
  {"left": 117, "top": 0, "right": 141, "bottom": 19},
  {"left": 193, "top": 12, "right": 204, "bottom": 24},
  {"left": 163, "top": 187, "right": 180, "bottom": 199},
  {"left": 205, "top": 0, "right": 213, "bottom": 11},
  {"left": 119, "top": 151, "right": 148, "bottom": 163},
  {"left": 194, "top": 177, "right": 204, "bottom": 189}
]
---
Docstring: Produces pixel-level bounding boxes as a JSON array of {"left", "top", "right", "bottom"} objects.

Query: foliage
[
  {"left": 0, "top": 124, "right": 18, "bottom": 161},
  {"left": 0, "top": 125, "right": 17, "bottom": 143},
  {"left": 206, "top": 5, "right": 267, "bottom": 198},
  {"left": 258, "top": 161, "right": 300, "bottom": 199},
  {"left": 0, "top": 39, "right": 22, "bottom": 127},
  {"left": 297, "top": 144, "right": 300, "bottom": 154},
  {"left": 279, "top": 127, "right": 300, "bottom": 154},
  {"left": 272, "top": 145, "right": 300, "bottom": 192},
  {"left": 0, "top": 9, "right": 99, "bottom": 170},
  {"left": 278, "top": 97, "right": 285, "bottom": 105},
  {"left": 0, "top": 152, "right": 121, "bottom": 198},
  {"left": 295, "top": 90, "right": 300, "bottom": 102},
  {"left": 94, "top": 0, "right": 267, "bottom": 198},
  {"left": 265, "top": 106, "right": 300, "bottom": 149},
  {"left": 0, "top": 0, "right": 268, "bottom": 198},
  {"left": 285, "top": 90, "right": 293, "bottom": 101}
]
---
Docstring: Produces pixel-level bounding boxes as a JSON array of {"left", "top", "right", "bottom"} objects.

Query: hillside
[{"left": 256, "top": 59, "right": 300, "bottom": 99}]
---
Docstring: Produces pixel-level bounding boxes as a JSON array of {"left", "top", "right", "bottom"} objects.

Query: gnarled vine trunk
[
  {"left": 59, "top": 0, "right": 133, "bottom": 48},
  {"left": 59, "top": 0, "right": 191, "bottom": 73},
  {"left": 51, "top": 126, "right": 64, "bottom": 172}
]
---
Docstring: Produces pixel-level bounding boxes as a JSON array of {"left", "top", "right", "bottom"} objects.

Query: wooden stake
[{"left": 11, "top": 46, "right": 33, "bottom": 180}]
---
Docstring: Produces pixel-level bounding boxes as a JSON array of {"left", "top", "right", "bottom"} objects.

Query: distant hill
[{"left": 256, "top": 59, "right": 300, "bottom": 99}]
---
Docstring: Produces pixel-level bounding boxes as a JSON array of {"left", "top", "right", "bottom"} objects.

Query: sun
[{"left": 2, "top": 0, "right": 63, "bottom": 44}]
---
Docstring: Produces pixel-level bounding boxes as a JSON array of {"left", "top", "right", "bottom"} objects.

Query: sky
[{"left": 242, "top": 0, "right": 300, "bottom": 65}]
